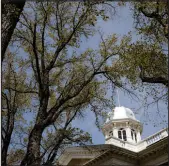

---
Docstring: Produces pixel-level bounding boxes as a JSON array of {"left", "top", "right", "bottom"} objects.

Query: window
[
  {"left": 131, "top": 129, "right": 137, "bottom": 143},
  {"left": 135, "top": 133, "right": 137, "bottom": 143},
  {"left": 118, "top": 128, "right": 127, "bottom": 141},
  {"left": 109, "top": 131, "right": 113, "bottom": 137},
  {"left": 131, "top": 131, "right": 133, "bottom": 140},
  {"left": 131, "top": 129, "right": 135, "bottom": 140},
  {"left": 118, "top": 130, "right": 122, "bottom": 139},
  {"left": 123, "top": 130, "right": 127, "bottom": 141}
]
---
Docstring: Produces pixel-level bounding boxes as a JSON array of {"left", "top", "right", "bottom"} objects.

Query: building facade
[{"left": 58, "top": 106, "right": 168, "bottom": 166}]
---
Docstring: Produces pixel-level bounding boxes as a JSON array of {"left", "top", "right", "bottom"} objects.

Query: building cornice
[
  {"left": 138, "top": 137, "right": 168, "bottom": 160},
  {"left": 58, "top": 128, "right": 168, "bottom": 166},
  {"left": 83, "top": 136, "right": 168, "bottom": 166},
  {"left": 84, "top": 146, "right": 138, "bottom": 166}
]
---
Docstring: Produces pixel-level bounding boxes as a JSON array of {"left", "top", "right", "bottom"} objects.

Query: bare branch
[
  {"left": 40, "top": 2, "right": 47, "bottom": 72},
  {"left": 32, "top": 11, "right": 42, "bottom": 90},
  {"left": 4, "top": 87, "right": 38, "bottom": 94}
]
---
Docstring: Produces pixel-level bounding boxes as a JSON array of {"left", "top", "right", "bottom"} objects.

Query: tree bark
[
  {"left": 20, "top": 124, "right": 44, "bottom": 166},
  {"left": 141, "top": 76, "right": 168, "bottom": 87},
  {"left": 2, "top": 114, "right": 15, "bottom": 166},
  {"left": 1, "top": 0, "right": 26, "bottom": 62},
  {"left": 21, "top": 73, "right": 50, "bottom": 166}
]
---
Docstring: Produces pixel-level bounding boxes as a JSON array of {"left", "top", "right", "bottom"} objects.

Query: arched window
[
  {"left": 131, "top": 130, "right": 133, "bottom": 140},
  {"left": 135, "top": 133, "right": 137, "bottom": 143},
  {"left": 131, "top": 129, "right": 137, "bottom": 143},
  {"left": 123, "top": 130, "right": 127, "bottom": 141},
  {"left": 118, "top": 130, "right": 122, "bottom": 139},
  {"left": 118, "top": 128, "right": 127, "bottom": 141},
  {"left": 131, "top": 129, "right": 134, "bottom": 140}
]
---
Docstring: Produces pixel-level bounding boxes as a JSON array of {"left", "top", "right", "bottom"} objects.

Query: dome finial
[{"left": 117, "top": 89, "right": 120, "bottom": 107}]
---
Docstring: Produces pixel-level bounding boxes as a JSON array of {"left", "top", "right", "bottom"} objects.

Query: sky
[
  {"left": 72, "top": 3, "right": 168, "bottom": 144},
  {"left": 10, "top": 2, "right": 167, "bottom": 146}
]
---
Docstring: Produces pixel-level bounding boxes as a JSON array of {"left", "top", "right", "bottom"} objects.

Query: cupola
[{"left": 102, "top": 106, "right": 143, "bottom": 145}]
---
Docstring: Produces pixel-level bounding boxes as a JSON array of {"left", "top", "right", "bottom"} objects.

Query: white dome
[{"left": 106, "top": 106, "right": 137, "bottom": 123}]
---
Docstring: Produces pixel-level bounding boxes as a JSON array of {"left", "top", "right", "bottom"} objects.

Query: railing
[
  {"left": 106, "top": 128, "right": 168, "bottom": 152},
  {"left": 145, "top": 128, "right": 168, "bottom": 146},
  {"left": 146, "top": 133, "right": 162, "bottom": 145}
]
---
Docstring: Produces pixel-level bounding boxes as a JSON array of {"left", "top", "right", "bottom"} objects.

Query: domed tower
[{"left": 102, "top": 106, "right": 143, "bottom": 145}]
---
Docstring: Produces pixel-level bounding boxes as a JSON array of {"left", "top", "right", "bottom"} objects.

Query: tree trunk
[
  {"left": 1, "top": 0, "right": 26, "bottom": 62},
  {"left": 21, "top": 82, "right": 50, "bottom": 166},
  {"left": 20, "top": 124, "right": 44, "bottom": 166},
  {"left": 2, "top": 114, "right": 14, "bottom": 166}
]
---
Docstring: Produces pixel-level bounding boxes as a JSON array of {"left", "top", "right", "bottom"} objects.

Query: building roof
[
  {"left": 105, "top": 106, "right": 137, "bottom": 123},
  {"left": 58, "top": 128, "right": 168, "bottom": 166},
  {"left": 84, "top": 136, "right": 168, "bottom": 166}
]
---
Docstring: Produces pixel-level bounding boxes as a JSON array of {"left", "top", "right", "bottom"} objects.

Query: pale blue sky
[
  {"left": 12, "top": 3, "right": 167, "bottom": 146},
  {"left": 72, "top": 3, "right": 168, "bottom": 144}
]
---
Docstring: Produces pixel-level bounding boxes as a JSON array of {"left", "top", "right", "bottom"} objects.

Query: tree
[
  {"left": 114, "top": 37, "right": 168, "bottom": 87},
  {"left": 41, "top": 108, "right": 92, "bottom": 166},
  {"left": 97, "top": 1, "right": 168, "bottom": 90},
  {"left": 1, "top": 0, "right": 117, "bottom": 62},
  {"left": 6, "top": 107, "right": 92, "bottom": 166},
  {"left": 1, "top": 0, "right": 26, "bottom": 62},
  {"left": 98, "top": 1, "right": 168, "bottom": 125},
  {"left": 125, "top": 1, "right": 168, "bottom": 86},
  {"left": 2, "top": 51, "right": 32, "bottom": 166},
  {"left": 129, "top": 1, "right": 168, "bottom": 85},
  {"left": 3, "top": 2, "right": 167, "bottom": 166},
  {"left": 6, "top": 1, "right": 127, "bottom": 165},
  {"left": 125, "top": 1, "right": 168, "bottom": 109},
  {"left": 110, "top": 35, "right": 168, "bottom": 114},
  {"left": 132, "top": 0, "right": 168, "bottom": 42},
  {"left": 96, "top": 31, "right": 167, "bottom": 118}
]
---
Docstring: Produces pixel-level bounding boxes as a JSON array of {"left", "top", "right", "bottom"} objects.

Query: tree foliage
[
  {"left": 1, "top": 1, "right": 168, "bottom": 166},
  {"left": 131, "top": 0, "right": 168, "bottom": 43},
  {"left": 2, "top": 51, "right": 32, "bottom": 166},
  {"left": 2, "top": 1, "right": 125, "bottom": 166},
  {"left": 127, "top": 0, "right": 168, "bottom": 86}
]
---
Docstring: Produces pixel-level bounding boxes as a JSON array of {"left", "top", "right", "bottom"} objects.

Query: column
[
  {"left": 126, "top": 122, "right": 133, "bottom": 143},
  {"left": 137, "top": 130, "right": 141, "bottom": 142},
  {"left": 113, "top": 123, "right": 118, "bottom": 138}
]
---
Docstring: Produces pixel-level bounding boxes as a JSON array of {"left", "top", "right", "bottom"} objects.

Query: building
[{"left": 58, "top": 106, "right": 168, "bottom": 166}]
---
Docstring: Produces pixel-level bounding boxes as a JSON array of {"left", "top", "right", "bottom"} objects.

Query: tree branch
[
  {"left": 32, "top": 11, "right": 42, "bottom": 90},
  {"left": 46, "top": 6, "right": 90, "bottom": 71},
  {"left": 139, "top": 65, "right": 168, "bottom": 86},
  {"left": 140, "top": 76, "right": 168, "bottom": 86},
  {"left": 41, "top": 2, "right": 47, "bottom": 72},
  {"left": 138, "top": 5, "right": 168, "bottom": 39},
  {"left": 4, "top": 87, "right": 38, "bottom": 94}
]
